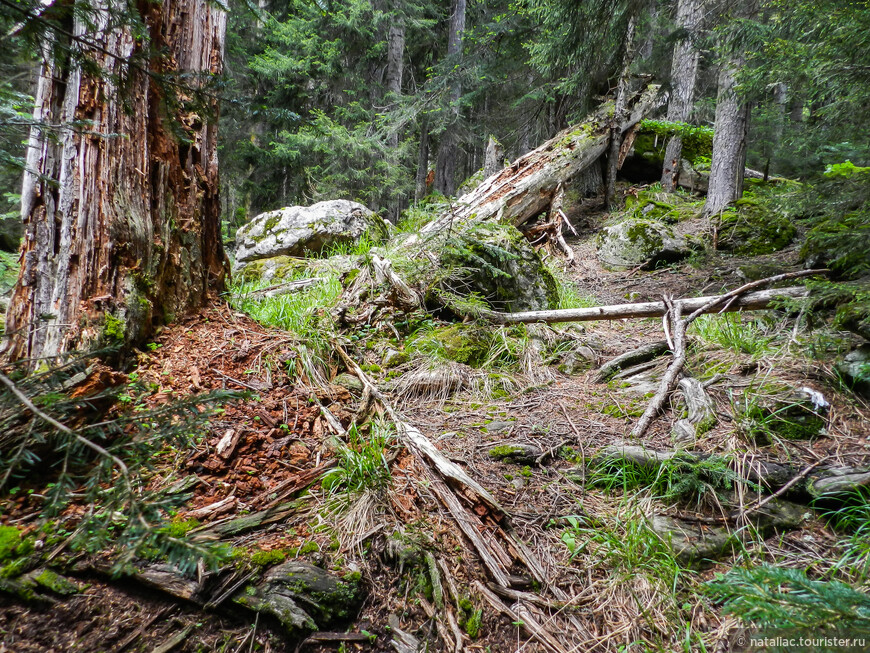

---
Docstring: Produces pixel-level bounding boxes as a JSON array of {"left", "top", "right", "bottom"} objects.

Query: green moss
[
  {"left": 411, "top": 324, "right": 491, "bottom": 367},
  {"left": 0, "top": 527, "right": 22, "bottom": 562},
  {"left": 251, "top": 549, "right": 288, "bottom": 567},
  {"left": 464, "top": 608, "right": 483, "bottom": 638},
  {"left": 32, "top": 569, "right": 81, "bottom": 595},
  {"left": 163, "top": 516, "right": 200, "bottom": 538},
  {"left": 102, "top": 312, "right": 126, "bottom": 343},
  {"left": 520, "top": 466, "right": 533, "bottom": 478},
  {"left": 299, "top": 541, "right": 319, "bottom": 555},
  {"left": 716, "top": 201, "right": 796, "bottom": 256}
]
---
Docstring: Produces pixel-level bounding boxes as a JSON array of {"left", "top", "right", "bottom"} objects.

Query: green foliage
[
  {"left": 824, "top": 160, "right": 870, "bottom": 179},
  {"left": 587, "top": 453, "right": 745, "bottom": 507},
  {"left": 0, "top": 351, "right": 242, "bottom": 574},
  {"left": 229, "top": 267, "right": 342, "bottom": 385},
  {"left": 707, "top": 564, "right": 870, "bottom": 633},
  {"left": 561, "top": 511, "right": 687, "bottom": 592},
  {"left": 638, "top": 120, "right": 714, "bottom": 164},
  {"left": 321, "top": 422, "right": 394, "bottom": 496},
  {"left": 691, "top": 313, "right": 778, "bottom": 358}
]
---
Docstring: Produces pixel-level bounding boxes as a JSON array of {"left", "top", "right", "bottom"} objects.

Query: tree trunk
[
  {"left": 704, "top": 0, "right": 757, "bottom": 217},
  {"left": 418, "top": 85, "right": 661, "bottom": 236},
  {"left": 605, "top": 15, "right": 636, "bottom": 208},
  {"left": 433, "top": 0, "right": 467, "bottom": 196},
  {"left": 483, "top": 136, "right": 504, "bottom": 178},
  {"left": 414, "top": 116, "right": 430, "bottom": 202},
  {"left": 385, "top": 21, "right": 406, "bottom": 150},
  {"left": 4, "top": 0, "right": 228, "bottom": 362},
  {"left": 704, "top": 59, "right": 750, "bottom": 216},
  {"left": 661, "top": 0, "right": 704, "bottom": 191}
]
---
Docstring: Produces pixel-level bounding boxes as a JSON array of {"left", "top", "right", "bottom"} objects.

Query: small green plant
[
  {"left": 321, "top": 422, "right": 394, "bottom": 495},
  {"left": 691, "top": 312, "right": 778, "bottom": 358}
]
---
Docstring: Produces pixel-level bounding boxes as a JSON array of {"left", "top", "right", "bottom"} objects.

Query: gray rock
[
  {"left": 233, "top": 562, "right": 362, "bottom": 636},
  {"left": 234, "top": 200, "right": 388, "bottom": 264},
  {"left": 651, "top": 498, "right": 807, "bottom": 566},
  {"left": 440, "top": 223, "right": 558, "bottom": 312},
  {"left": 835, "top": 344, "right": 870, "bottom": 399},
  {"left": 333, "top": 373, "right": 364, "bottom": 394},
  {"left": 488, "top": 442, "right": 541, "bottom": 464},
  {"left": 484, "top": 420, "right": 515, "bottom": 433},
  {"left": 596, "top": 218, "right": 688, "bottom": 270},
  {"left": 383, "top": 349, "right": 408, "bottom": 368}
]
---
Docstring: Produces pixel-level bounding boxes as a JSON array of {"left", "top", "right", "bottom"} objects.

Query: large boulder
[
  {"left": 596, "top": 218, "right": 689, "bottom": 270},
  {"left": 234, "top": 200, "right": 389, "bottom": 264},
  {"left": 835, "top": 344, "right": 870, "bottom": 399},
  {"left": 440, "top": 223, "right": 559, "bottom": 312}
]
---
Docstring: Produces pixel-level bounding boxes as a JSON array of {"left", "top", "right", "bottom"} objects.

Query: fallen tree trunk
[
  {"left": 486, "top": 286, "right": 808, "bottom": 325},
  {"left": 418, "top": 84, "right": 662, "bottom": 236}
]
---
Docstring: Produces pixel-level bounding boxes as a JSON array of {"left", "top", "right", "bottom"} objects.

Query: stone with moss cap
[
  {"left": 232, "top": 561, "right": 363, "bottom": 637},
  {"left": 234, "top": 200, "right": 389, "bottom": 265},
  {"left": 596, "top": 218, "right": 689, "bottom": 270}
]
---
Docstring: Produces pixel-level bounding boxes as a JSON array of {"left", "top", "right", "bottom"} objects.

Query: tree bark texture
[
  {"left": 385, "top": 21, "right": 405, "bottom": 150},
  {"left": 419, "top": 85, "right": 661, "bottom": 236},
  {"left": 704, "top": 0, "right": 757, "bottom": 216},
  {"left": 605, "top": 15, "right": 636, "bottom": 208},
  {"left": 5, "top": 0, "right": 228, "bottom": 362},
  {"left": 483, "top": 135, "right": 504, "bottom": 178},
  {"left": 433, "top": 0, "right": 466, "bottom": 196},
  {"left": 704, "top": 59, "right": 750, "bottom": 216},
  {"left": 661, "top": 0, "right": 704, "bottom": 191}
]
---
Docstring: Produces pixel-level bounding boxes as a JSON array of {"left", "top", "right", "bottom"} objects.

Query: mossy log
[{"left": 417, "top": 85, "right": 662, "bottom": 236}]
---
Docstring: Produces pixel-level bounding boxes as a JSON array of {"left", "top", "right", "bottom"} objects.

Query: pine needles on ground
[{"left": 0, "top": 351, "right": 242, "bottom": 573}]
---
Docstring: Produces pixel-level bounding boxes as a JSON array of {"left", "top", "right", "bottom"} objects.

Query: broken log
[
  {"left": 488, "top": 286, "right": 808, "bottom": 325},
  {"left": 417, "top": 84, "right": 662, "bottom": 236}
]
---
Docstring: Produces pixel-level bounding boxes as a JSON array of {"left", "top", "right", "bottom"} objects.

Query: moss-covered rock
[
  {"left": 596, "top": 218, "right": 689, "bottom": 270},
  {"left": 835, "top": 344, "right": 870, "bottom": 399},
  {"left": 741, "top": 387, "right": 829, "bottom": 443},
  {"left": 232, "top": 561, "right": 363, "bottom": 637},
  {"left": 440, "top": 224, "right": 559, "bottom": 312},
  {"left": 488, "top": 443, "right": 542, "bottom": 464},
  {"left": 410, "top": 324, "right": 492, "bottom": 367},
  {"left": 234, "top": 255, "right": 308, "bottom": 284},
  {"left": 716, "top": 200, "right": 796, "bottom": 256}
]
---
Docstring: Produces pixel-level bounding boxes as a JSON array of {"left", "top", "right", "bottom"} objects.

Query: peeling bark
[{"left": 5, "top": 0, "right": 228, "bottom": 362}]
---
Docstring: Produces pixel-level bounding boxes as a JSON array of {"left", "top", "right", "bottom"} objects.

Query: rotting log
[
  {"left": 417, "top": 84, "right": 662, "bottom": 236},
  {"left": 487, "top": 286, "right": 808, "bottom": 325}
]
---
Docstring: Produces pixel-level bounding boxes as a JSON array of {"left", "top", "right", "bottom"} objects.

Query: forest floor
[{"left": 2, "top": 187, "right": 869, "bottom": 653}]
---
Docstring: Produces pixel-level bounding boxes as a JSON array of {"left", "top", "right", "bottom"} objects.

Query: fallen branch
[
  {"left": 629, "top": 270, "right": 828, "bottom": 438},
  {"left": 487, "top": 285, "right": 811, "bottom": 325},
  {"left": 245, "top": 277, "right": 325, "bottom": 299}
]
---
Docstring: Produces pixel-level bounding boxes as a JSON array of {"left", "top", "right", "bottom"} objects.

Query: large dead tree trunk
[
  {"left": 661, "top": 0, "right": 705, "bottom": 191},
  {"left": 605, "top": 15, "right": 636, "bottom": 208},
  {"left": 418, "top": 85, "right": 661, "bottom": 236},
  {"left": 5, "top": 0, "right": 228, "bottom": 362}
]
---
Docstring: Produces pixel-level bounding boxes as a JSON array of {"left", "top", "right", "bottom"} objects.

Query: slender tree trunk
[
  {"left": 704, "top": 0, "right": 757, "bottom": 217},
  {"left": 661, "top": 0, "right": 704, "bottom": 191},
  {"left": 385, "top": 21, "right": 406, "bottom": 150},
  {"left": 483, "top": 136, "right": 504, "bottom": 178},
  {"left": 5, "top": 0, "right": 228, "bottom": 362},
  {"left": 704, "top": 60, "right": 750, "bottom": 216},
  {"left": 606, "top": 15, "right": 636, "bottom": 208},
  {"left": 433, "top": 0, "right": 466, "bottom": 196},
  {"left": 415, "top": 116, "right": 430, "bottom": 202}
]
